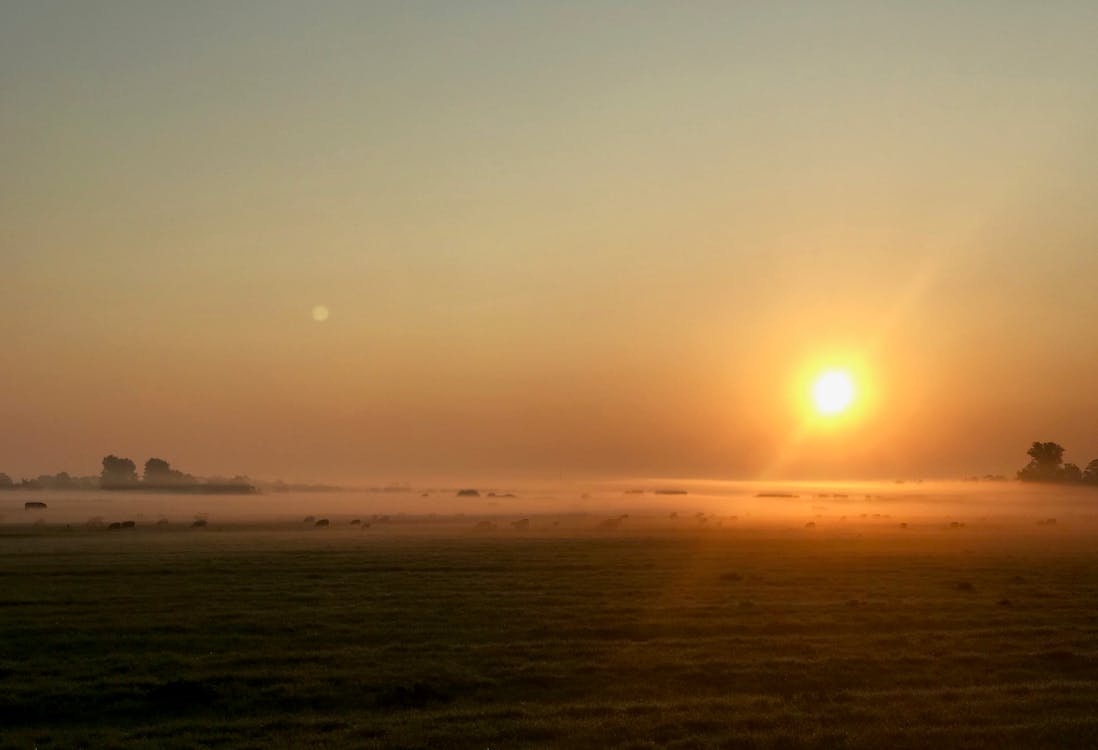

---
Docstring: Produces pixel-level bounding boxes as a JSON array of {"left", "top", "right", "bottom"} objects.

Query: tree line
[
  {"left": 1017, "top": 442, "right": 1098, "bottom": 484},
  {"left": 0, "top": 456, "right": 255, "bottom": 493},
  {"left": 101, "top": 455, "right": 254, "bottom": 492},
  {"left": 0, "top": 471, "right": 98, "bottom": 491}
]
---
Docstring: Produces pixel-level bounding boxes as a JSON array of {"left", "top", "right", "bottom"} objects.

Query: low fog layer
[{"left": 5, "top": 480, "right": 1096, "bottom": 531}]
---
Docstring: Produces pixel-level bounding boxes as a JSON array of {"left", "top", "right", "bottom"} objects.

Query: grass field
[{"left": 4, "top": 499, "right": 1098, "bottom": 748}]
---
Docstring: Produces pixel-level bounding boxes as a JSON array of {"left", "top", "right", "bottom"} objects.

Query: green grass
[{"left": 3, "top": 522, "right": 1098, "bottom": 748}]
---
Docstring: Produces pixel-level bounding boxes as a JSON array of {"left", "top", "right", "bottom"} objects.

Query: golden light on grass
[{"left": 811, "top": 370, "right": 856, "bottom": 416}]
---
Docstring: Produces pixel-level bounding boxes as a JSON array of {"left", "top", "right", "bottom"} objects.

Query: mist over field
[
  {"left": 6, "top": 480, "right": 1096, "bottom": 528},
  {"left": 7, "top": 480, "right": 1098, "bottom": 749}
]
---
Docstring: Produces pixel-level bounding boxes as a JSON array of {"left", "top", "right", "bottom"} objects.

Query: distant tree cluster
[
  {"left": 1, "top": 456, "right": 256, "bottom": 493},
  {"left": 100, "top": 455, "right": 139, "bottom": 489},
  {"left": 142, "top": 457, "right": 198, "bottom": 488},
  {"left": 0, "top": 471, "right": 98, "bottom": 491},
  {"left": 1017, "top": 442, "right": 1098, "bottom": 485},
  {"left": 100, "top": 455, "right": 254, "bottom": 493}
]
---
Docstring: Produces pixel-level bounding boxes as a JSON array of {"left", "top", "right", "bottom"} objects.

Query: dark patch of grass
[
  {"left": 6, "top": 527, "right": 1098, "bottom": 747},
  {"left": 375, "top": 682, "right": 453, "bottom": 709},
  {"left": 145, "top": 679, "right": 218, "bottom": 713}
]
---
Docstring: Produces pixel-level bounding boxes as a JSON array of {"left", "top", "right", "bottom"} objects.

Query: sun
[{"left": 812, "top": 370, "right": 856, "bottom": 416}]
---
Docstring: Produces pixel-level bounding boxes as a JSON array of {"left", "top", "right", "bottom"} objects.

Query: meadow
[{"left": 4, "top": 485, "right": 1098, "bottom": 748}]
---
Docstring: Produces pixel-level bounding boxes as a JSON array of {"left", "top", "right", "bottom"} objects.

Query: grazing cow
[
  {"left": 25, "top": 501, "right": 47, "bottom": 510},
  {"left": 457, "top": 489, "right": 480, "bottom": 497},
  {"left": 315, "top": 518, "right": 330, "bottom": 528},
  {"left": 303, "top": 516, "right": 316, "bottom": 523},
  {"left": 121, "top": 521, "right": 136, "bottom": 528},
  {"left": 156, "top": 519, "right": 170, "bottom": 526},
  {"left": 108, "top": 522, "right": 122, "bottom": 530},
  {"left": 350, "top": 519, "right": 361, "bottom": 525},
  {"left": 598, "top": 514, "right": 629, "bottom": 530},
  {"left": 191, "top": 519, "right": 207, "bottom": 528}
]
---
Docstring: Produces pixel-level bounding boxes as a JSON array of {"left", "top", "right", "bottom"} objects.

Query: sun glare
[{"left": 812, "top": 370, "right": 855, "bottom": 416}]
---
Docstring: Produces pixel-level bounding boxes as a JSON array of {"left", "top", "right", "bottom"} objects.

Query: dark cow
[
  {"left": 121, "top": 521, "right": 136, "bottom": 528},
  {"left": 315, "top": 518, "right": 330, "bottom": 528},
  {"left": 191, "top": 519, "right": 208, "bottom": 528},
  {"left": 350, "top": 519, "right": 361, "bottom": 525},
  {"left": 25, "top": 501, "right": 47, "bottom": 510},
  {"left": 597, "top": 514, "right": 629, "bottom": 530},
  {"left": 108, "top": 522, "right": 122, "bottom": 530}
]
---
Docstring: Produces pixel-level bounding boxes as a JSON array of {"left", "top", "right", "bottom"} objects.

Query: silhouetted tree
[
  {"left": 1017, "top": 441, "right": 1065, "bottom": 482},
  {"left": 0, "top": 473, "right": 12, "bottom": 489},
  {"left": 43, "top": 472, "right": 75, "bottom": 489},
  {"left": 100, "top": 455, "right": 139, "bottom": 489},
  {"left": 144, "top": 458, "right": 171, "bottom": 479},
  {"left": 1062, "top": 463, "right": 1083, "bottom": 482},
  {"left": 143, "top": 457, "right": 196, "bottom": 487},
  {"left": 1084, "top": 459, "right": 1098, "bottom": 485},
  {"left": 1029, "top": 441, "right": 1064, "bottom": 467}
]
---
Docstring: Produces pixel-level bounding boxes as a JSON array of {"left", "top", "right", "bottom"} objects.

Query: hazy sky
[{"left": 3, "top": 2, "right": 1097, "bottom": 482}]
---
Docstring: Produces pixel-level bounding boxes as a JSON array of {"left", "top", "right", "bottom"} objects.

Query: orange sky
[{"left": 2, "top": 3, "right": 1097, "bottom": 482}]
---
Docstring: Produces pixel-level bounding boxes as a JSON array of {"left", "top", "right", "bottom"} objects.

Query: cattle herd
[{"left": 15, "top": 500, "right": 717, "bottom": 533}]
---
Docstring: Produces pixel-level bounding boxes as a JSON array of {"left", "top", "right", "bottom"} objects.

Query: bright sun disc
[{"left": 812, "top": 370, "right": 855, "bottom": 415}]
